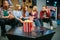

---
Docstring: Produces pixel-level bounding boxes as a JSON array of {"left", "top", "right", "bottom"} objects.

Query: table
[{"left": 6, "top": 27, "right": 55, "bottom": 40}]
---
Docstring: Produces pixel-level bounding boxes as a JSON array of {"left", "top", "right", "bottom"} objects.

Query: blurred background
[{"left": 0, "top": 0, "right": 60, "bottom": 40}]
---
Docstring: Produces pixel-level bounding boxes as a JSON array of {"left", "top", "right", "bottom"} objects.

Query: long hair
[{"left": 22, "top": 6, "right": 26, "bottom": 17}]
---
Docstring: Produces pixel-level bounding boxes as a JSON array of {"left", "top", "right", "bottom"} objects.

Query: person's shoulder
[
  {"left": 12, "top": 10, "right": 17, "bottom": 14},
  {"left": 13, "top": 10, "right": 17, "bottom": 12},
  {"left": 13, "top": 10, "right": 16, "bottom": 11},
  {"left": 26, "top": 11, "right": 29, "bottom": 13},
  {"left": 19, "top": 10, "right": 22, "bottom": 13}
]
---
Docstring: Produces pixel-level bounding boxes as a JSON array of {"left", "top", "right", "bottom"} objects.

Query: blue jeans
[{"left": 34, "top": 19, "right": 41, "bottom": 27}]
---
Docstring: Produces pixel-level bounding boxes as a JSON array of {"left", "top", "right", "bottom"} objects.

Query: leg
[
  {"left": 9, "top": 18, "right": 23, "bottom": 28},
  {"left": 39, "top": 19, "right": 43, "bottom": 26},
  {"left": 48, "top": 18, "right": 53, "bottom": 30},
  {"left": 47, "top": 18, "right": 53, "bottom": 26},
  {"left": 34, "top": 19, "right": 41, "bottom": 27},
  {"left": 0, "top": 18, "right": 6, "bottom": 37}
]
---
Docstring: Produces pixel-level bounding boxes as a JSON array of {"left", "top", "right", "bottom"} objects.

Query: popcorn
[{"left": 24, "top": 20, "right": 33, "bottom": 22}]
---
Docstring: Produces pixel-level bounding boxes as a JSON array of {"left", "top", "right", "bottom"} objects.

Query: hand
[
  {"left": 44, "top": 17, "right": 49, "bottom": 18},
  {"left": 2, "top": 16, "right": 9, "bottom": 18},
  {"left": 21, "top": 21, "right": 24, "bottom": 23},
  {"left": 19, "top": 19, "right": 24, "bottom": 23},
  {"left": 29, "top": 16, "right": 34, "bottom": 21},
  {"left": 9, "top": 14, "right": 14, "bottom": 19}
]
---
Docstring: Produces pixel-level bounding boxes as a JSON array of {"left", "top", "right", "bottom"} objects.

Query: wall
[
  {"left": 37, "top": 0, "right": 46, "bottom": 13},
  {"left": 0, "top": 0, "right": 2, "bottom": 6}
]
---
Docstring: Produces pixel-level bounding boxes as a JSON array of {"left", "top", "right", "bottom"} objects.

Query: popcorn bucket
[{"left": 23, "top": 20, "right": 33, "bottom": 32}]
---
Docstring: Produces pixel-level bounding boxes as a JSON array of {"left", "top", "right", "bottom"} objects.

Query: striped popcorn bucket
[{"left": 23, "top": 21, "right": 33, "bottom": 33}]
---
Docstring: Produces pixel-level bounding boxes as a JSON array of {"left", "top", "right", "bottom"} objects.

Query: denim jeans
[{"left": 34, "top": 19, "right": 41, "bottom": 27}]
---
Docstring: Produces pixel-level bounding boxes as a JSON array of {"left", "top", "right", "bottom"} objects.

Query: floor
[{"left": 0, "top": 25, "right": 60, "bottom": 40}]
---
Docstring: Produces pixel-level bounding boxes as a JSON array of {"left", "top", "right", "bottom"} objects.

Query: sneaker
[{"left": 51, "top": 26, "right": 53, "bottom": 30}]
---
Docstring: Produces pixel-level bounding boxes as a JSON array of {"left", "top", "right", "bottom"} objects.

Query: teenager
[
  {"left": 40, "top": 6, "right": 53, "bottom": 29},
  {"left": 29, "top": 6, "right": 41, "bottom": 30},
  {"left": 13, "top": 5, "right": 23, "bottom": 26},
  {"left": 0, "top": 0, "right": 19, "bottom": 37}
]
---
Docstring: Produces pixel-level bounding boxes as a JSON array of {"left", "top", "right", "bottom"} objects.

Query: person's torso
[
  {"left": 43, "top": 11, "right": 47, "bottom": 17},
  {"left": 3, "top": 10, "right": 9, "bottom": 16},
  {"left": 41, "top": 11, "right": 50, "bottom": 18},
  {"left": 30, "top": 12, "right": 38, "bottom": 19},
  {"left": 25, "top": 11, "right": 29, "bottom": 17},
  {"left": 23, "top": 11, "right": 29, "bottom": 17},
  {"left": 13, "top": 10, "right": 22, "bottom": 18}
]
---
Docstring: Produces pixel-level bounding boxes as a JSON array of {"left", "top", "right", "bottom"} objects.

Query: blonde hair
[
  {"left": 15, "top": 4, "right": 21, "bottom": 10},
  {"left": 33, "top": 6, "right": 37, "bottom": 11}
]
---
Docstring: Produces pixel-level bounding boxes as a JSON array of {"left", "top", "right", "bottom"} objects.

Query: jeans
[
  {"left": 41, "top": 18, "right": 53, "bottom": 26},
  {"left": 34, "top": 19, "right": 41, "bottom": 27}
]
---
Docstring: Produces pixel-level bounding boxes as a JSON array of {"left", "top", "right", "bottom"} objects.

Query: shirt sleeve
[
  {"left": 19, "top": 11, "right": 23, "bottom": 18},
  {"left": 13, "top": 11, "right": 18, "bottom": 19},
  {"left": 0, "top": 8, "right": 3, "bottom": 18},
  {"left": 40, "top": 11, "right": 43, "bottom": 19}
]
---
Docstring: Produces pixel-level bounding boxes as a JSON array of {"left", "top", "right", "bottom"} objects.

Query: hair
[
  {"left": 42, "top": 5, "right": 47, "bottom": 8},
  {"left": 22, "top": 4, "right": 28, "bottom": 10},
  {"left": 15, "top": 4, "right": 22, "bottom": 10},
  {"left": 32, "top": 6, "right": 37, "bottom": 11},
  {"left": 25, "top": 4, "right": 28, "bottom": 8},
  {"left": 33, "top": 6, "right": 37, "bottom": 9},
  {"left": 3, "top": 0, "right": 9, "bottom": 10}
]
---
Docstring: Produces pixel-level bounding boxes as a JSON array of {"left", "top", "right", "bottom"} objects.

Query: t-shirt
[
  {"left": 3, "top": 10, "right": 9, "bottom": 16},
  {"left": 29, "top": 12, "right": 38, "bottom": 19}
]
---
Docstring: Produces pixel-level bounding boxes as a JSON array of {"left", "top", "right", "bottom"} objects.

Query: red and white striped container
[{"left": 23, "top": 20, "right": 33, "bottom": 33}]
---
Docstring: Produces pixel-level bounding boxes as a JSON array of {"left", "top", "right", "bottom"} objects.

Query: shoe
[{"left": 51, "top": 26, "right": 53, "bottom": 30}]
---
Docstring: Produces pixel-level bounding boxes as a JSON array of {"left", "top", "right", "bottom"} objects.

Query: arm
[
  {"left": 8, "top": 12, "right": 15, "bottom": 19},
  {"left": 13, "top": 11, "right": 24, "bottom": 23},
  {"left": 19, "top": 18, "right": 24, "bottom": 23},
  {"left": 46, "top": 9, "right": 50, "bottom": 18},
  {"left": 40, "top": 11, "right": 43, "bottom": 19},
  {"left": 19, "top": 12, "right": 24, "bottom": 23},
  {"left": 23, "top": 12, "right": 29, "bottom": 19},
  {"left": 2, "top": 16, "right": 9, "bottom": 18}
]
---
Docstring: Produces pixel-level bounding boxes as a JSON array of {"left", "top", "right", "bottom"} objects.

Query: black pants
[
  {"left": 0, "top": 18, "right": 6, "bottom": 35},
  {"left": 40, "top": 18, "right": 53, "bottom": 26},
  {"left": 0, "top": 18, "right": 21, "bottom": 35},
  {"left": 51, "top": 16, "right": 55, "bottom": 20}
]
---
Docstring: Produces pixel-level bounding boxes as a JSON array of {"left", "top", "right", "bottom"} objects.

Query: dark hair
[
  {"left": 3, "top": 0, "right": 9, "bottom": 10},
  {"left": 25, "top": 5, "right": 28, "bottom": 8},
  {"left": 20, "top": 6, "right": 22, "bottom": 10}
]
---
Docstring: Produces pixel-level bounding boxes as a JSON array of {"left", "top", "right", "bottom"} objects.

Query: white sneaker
[{"left": 51, "top": 26, "right": 53, "bottom": 30}]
